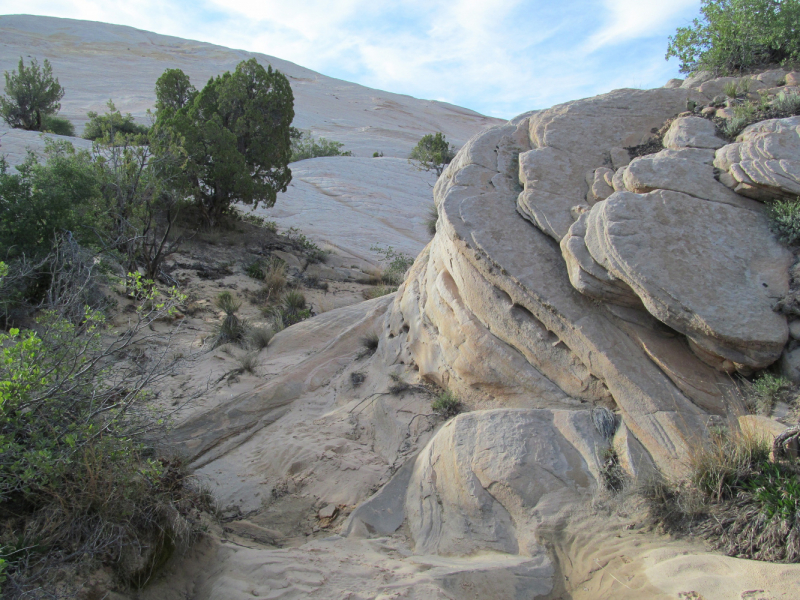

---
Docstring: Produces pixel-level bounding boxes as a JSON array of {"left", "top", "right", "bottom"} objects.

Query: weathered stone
[
  {"left": 610, "top": 146, "right": 630, "bottom": 169},
  {"left": 586, "top": 167, "right": 615, "bottom": 203},
  {"left": 517, "top": 88, "right": 704, "bottom": 241},
  {"left": 779, "top": 346, "right": 800, "bottom": 383},
  {"left": 714, "top": 116, "right": 800, "bottom": 201},
  {"left": 584, "top": 189, "right": 790, "bottom": 368},
  {"left": 681, "top": 71, "right": 714, "bottom": 89},
  {"left": 786, "top": 72, "right": 800, "bottom": 87},
  {"left": 622, "top": 147, "right": 762, "bottom": 210},
  {"left": 561, "top": 213, "right": 641, "bottom": 307},
  {"left": 662, "top": 116, "right": 724, "bottom": 150},
  {"left": 701, "top": 106, "right": 717, "bottom": 117},
  {"left": 756, "top": 69, "right": 789, "bottom": 87},
  {"left": 664, "top": 78, "right": 684, "bottom": 89},
  {"left": 698, "top": 76, "right": 766, "bottom": 99}
]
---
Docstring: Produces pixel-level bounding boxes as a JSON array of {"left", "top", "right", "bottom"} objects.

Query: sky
[{"left": 0, "top": 1, "right": 703, "bottom": 119}]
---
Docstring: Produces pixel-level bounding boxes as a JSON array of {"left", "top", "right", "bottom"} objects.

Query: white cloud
[{"left": 585, "top": 0, "right": 700, "bottom": 50}]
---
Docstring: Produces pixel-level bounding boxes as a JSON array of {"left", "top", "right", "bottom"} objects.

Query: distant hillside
[{"left": 0, "top": 14, "right": 502, "bottom": 158}]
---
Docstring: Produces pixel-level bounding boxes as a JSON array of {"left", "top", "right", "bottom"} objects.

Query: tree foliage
[
  {"left": 409, "top": 132, "right": 455, "bottom": 176},
  {"left": 0, "top": 57, "right": 65, "bottom": 131},
  {"left": 83, "top": 100, "right": 149, "bottom": 141},
  {"left": 666, "top": 0, "right": 800, "bottom": 74},
  {"left": 155, "top": 59, "right": 294, "bottom": 225}
]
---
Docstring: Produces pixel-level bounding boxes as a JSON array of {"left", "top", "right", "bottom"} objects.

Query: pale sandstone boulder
[
  {"left": 662, "top": 116, "right": 724, "bottom": 150},
  {"left": 756, "top": 69, "right": 789, "bottom": 87},
  {"left": 391, "top": 113, "right": 740, "bottom": 477},
  {"left": 583, "top": 189, "right": 790, "bottom": 368},
  {"left": 560, "top": 213, "right": 641, "bottom": 307},
  {"left": 714, "top": 116, "right": 800, "bottom": 201},
  {"left": 622, "top": 147, "right": 762, "bottom": 209},
  {"left": 664, "top": 78, "right": 683, "bottom": 89},
  {"left": 609, "top": 146, "right": 631, "bottom": 169},
  {"left": 517, "top": 88, "right": 704, "bottom": 241},
  {"left": 404, "top": 409, "right": 602, "bottom": 557},
  {"left": 697, "top": 76, "right": 766, "bottom": 99},
  {"left": 786, "top": 72, "right": 800, "bottom": 87},
  {"left": 680, "top": 71, "right": 715, "bottom": 89},
  {"left": 585, "top": 167, "right": 615, "bottom": 203}
]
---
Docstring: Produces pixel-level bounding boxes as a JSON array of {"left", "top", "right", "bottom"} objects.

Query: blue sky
[{"left": 0, "top": 1, "right": 703, "bottom": 119}]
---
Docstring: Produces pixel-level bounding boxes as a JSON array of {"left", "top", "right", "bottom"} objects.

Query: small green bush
[
  {"left": 214, "top": 291, "right": 245, "bottom": 346},
  {"left": 646, "top": 425, "right": 800, "bottom": 562},
  {"left": 426, "top": 204, "right": 438, "bottom": 236},
  {"left": 666, "top": 0, "right": 800, "bottom": 75},
  {"left": 41, "top": 114, "right": 75, "bottom": 136},
  {"left": 431, "top": 390, "right": 462, "bottom": 419},
  {"left": 370, "top": 245, "right": 413, "bottom": 287},
  {"left": 290, "top": 133, "right": 352, "bottom": 162},
  {"left": 265, "top": 290, "right": 310, "bottom": 328},
  {"left": 745, "top": 372, "right": 793, "bottom": 415},
  {"left": 83, "top": 100, "right": 149, "bottom": 141},
  {"left": 285, "top": 227, "right": 326, "bottom": 263},
  {"left": 767, "top": 198, "right": 800, "bottom": 245},
  {"left": 409, "top": 132, "right": 455, "bottom": 176}
]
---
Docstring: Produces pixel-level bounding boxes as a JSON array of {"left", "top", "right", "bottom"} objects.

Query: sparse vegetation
[
  {"left": 0, "top": 271, "right": 211, "bottom": 596},
  {"left": 265, "top": 289, "right": 310, "bottom": 328},
  {"left": 666, "top": 0, "right": 800, "bottom": 75},
  {"left": 767, "top": 197, "right": 800, "bottom": 245},
  {"left": 426, "top": 204, "right": 438, "bottom": 236},
  {"left": 214, "top": 291, "right": 245, "bottom": 346},
  {"left": 0, "top": 57, "right": 65, "bottom": 131},
  {"left": 431, "top": 390, "right": 462, "bottom": 419},
  {"left": 83, "top": 100, "right": 149, "bottom": 141},
  {"left": 290, "top": 132, "right": 352, "bottom": 162},
  {"left": 246, "top": 325, "right": 275, "bottom": 350},
  {"left": 599, "top": 447, "right": 626, "bottom": 492},
  {"left": 743, "top": 372, "right": 793, "bottom": 415},
  {"left": 285, "top": 227, "right": 326, "bottom": 263},
  {"left": 646, "top": 424, "right": 800, "bottom": 562},
  {"left": 719, "top": 90, "right": 800, "bottom": 139},
  {"left": 358, "top": 332, "right": 380, "bottom": 358},
  {"left": 370, "top": 245, "right": 413, "bottom": 287},
  {"left": 409, "top": 132, "right": 455, "bottom": 176}
]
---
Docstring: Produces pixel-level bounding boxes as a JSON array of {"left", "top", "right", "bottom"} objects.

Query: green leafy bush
[
  {"left": 431, "top": 390, "right": 462, "bottom": 419},
  {"left": 0, "top": 275, "right": 208, "bottom": 594},
  {"left": 666, "top": 0, "right": 800, "bottom": 74},
  {"left": 0, "top": 141, "right": 101, "bottom": 258},
  {"left": 290, "top": 133, "right": 352, "bottom": 162},
  {"left": 744, "top": 372, "right": 793, "bottom": 414},
  {"left": 41, "top": 114, "right": 75, "bottom": 136},
  {"left": 370, "top": 245, "right": 413, "bottom": 286},
  {"left": 83, "top": 100, "right": 149, "bottom": 141},
  {"left": 767, "top": 197, "right": 800, "bottom": 245},
  {"left": 409, "top": 132, "right": 455, "bottom": 176}
]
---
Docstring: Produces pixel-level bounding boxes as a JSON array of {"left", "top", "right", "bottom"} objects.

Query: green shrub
[
  {"left": 370, "top": 245, "right": 413, "bottom": 286},
  {"left": 214, "top": 291, "right": 245, "bottom": 346},
  {"left": 431, "top": 390, "right": 462, "bottom": 419},
  {"left": 426, "top": 204, "right": 438, "bottom": 236},
  {"left": 646, "top": 425, "right": 800, "bottom": 562},
  {"left": 745, "top": 372, "right": 793, "bottom": 415},
  {"left": 83, "top": 100, "right": 149, "bottom": 141},
  {"left": 41, "top": 114, "right": 75, "bottom": 136},
  {"left": 0, "top": 277, "right": 208, "bottom": 594},
  {"left": 290, "top": 133, "right": 352, "bottom": 162},
  {"left": 666, "top": 0, "right": 800, "bottom": 75},
  {"left": 767, "top": 198, "right": 800, "bottom": 245},
  {"left": 285, "top": 227, "right": 326, "bottom": 263},
  {"left": 0, "top": 141, "right": 101, "bottom": 258},
  {"left": 409, "top": 132, "right": 455, "bottom": 176},
  {"left": 265, "top": 290, "right": 310, "bottom": 328}
]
